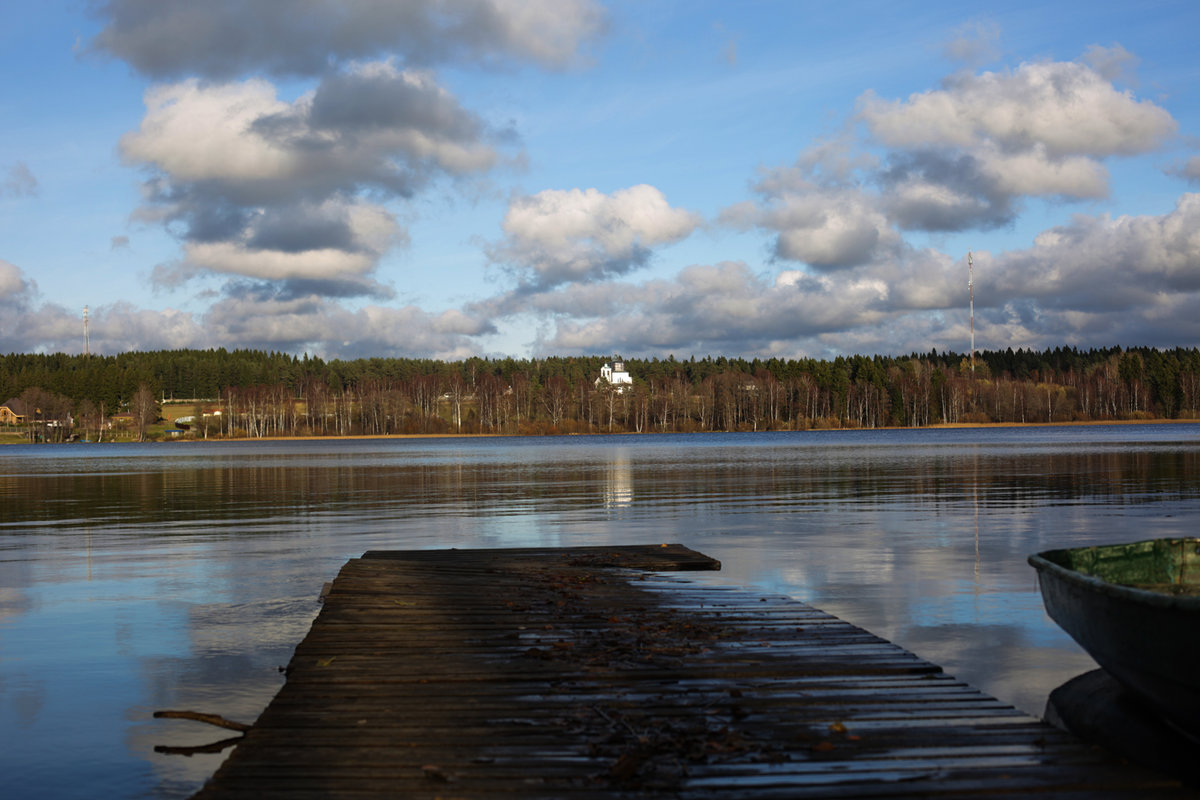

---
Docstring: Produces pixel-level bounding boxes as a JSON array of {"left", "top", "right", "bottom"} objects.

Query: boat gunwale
[{"left": 1028, "top": 538, "right": 1200, "bottom": 611}]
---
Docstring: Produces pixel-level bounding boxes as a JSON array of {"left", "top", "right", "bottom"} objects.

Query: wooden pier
[{"left": 191, "top": 545, "right": 1192, "bottom": 798}]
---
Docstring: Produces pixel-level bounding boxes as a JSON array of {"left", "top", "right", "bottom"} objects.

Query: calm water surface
[{"left": 2, "top": 425, "right": 1199, "bottom": 798}]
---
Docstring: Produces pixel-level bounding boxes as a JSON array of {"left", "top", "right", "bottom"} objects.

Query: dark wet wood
[{"left": 192, "top": 545, "right": 1192, "bottom": 798}]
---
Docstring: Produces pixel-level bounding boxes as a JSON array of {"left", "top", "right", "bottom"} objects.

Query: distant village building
[
  {"left": 596, "top": 360, "right": 634, "bottom": 393},
  {"left": 109, "top": 412, "right": 135, "bottom": 429},
  {"left": 0, "top": 398, "right": 29, "bottom": 425}
]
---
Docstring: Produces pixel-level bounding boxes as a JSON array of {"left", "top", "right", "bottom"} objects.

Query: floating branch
[{"left": 153, "top": 710, "right": 251, "bottom": 732}]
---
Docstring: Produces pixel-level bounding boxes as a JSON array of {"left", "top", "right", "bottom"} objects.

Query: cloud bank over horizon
[{"left": 2, "top": 3, "right": 1199, "bottom": 360}]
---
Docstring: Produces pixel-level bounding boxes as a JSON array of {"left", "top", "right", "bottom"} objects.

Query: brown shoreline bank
[
  {"left": 142, "top": 416, "right": 1200, "bottom": 444},
  {"left": 4, "top": 416, "right": 1196, "bottom": 445}
]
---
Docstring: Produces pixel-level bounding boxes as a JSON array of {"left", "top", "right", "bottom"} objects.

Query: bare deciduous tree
[{"left": 132, "top": 383, "right": 158, "bottom": 442}]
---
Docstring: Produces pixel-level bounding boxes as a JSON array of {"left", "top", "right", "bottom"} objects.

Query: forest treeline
[{"left": 3, "top": 345, "right": 1199, "bottom": 440}]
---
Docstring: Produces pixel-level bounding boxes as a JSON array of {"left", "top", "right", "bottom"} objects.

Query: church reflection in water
[{"left": 603, "top": 449, "right": 633, "bottom": 508}]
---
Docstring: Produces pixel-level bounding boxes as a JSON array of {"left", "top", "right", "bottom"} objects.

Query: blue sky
[{"left": 3, "top": 1, "right": 1199, "bottom": 360}]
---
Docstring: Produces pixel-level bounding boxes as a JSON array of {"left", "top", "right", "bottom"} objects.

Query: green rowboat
[{"left": 1029, "top": 537, "right": 1200, "bottom": 739}]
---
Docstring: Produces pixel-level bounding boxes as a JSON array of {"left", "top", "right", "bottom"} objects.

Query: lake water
[{"left": 2, "top": 425, "right": 1199, "bottom": 799}]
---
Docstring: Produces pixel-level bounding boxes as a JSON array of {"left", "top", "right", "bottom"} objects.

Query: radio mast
[
  {"left": 83, "top": 306, "right": 90, "bottom": 356},
  {"left": 968, "top": 252, "right": 975, "bottom": 374}
]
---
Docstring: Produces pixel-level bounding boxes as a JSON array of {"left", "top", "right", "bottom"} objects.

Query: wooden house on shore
[{"left": 1, "top": 398, "right": 30, "bottom": 425}]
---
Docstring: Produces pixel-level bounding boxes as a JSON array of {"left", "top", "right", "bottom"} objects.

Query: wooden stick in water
[{"left": 153, "top": 710, "right": 251, "bottom": 732}]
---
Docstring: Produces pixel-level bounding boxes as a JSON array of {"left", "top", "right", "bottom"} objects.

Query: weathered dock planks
[{"left": 191, "top": 545, "right": 1193, "bottom": 798}]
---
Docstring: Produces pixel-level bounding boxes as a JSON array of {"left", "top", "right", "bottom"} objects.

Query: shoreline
[
  {"left": 6, "top": 416, "right": 1195, "bottom": 445},
  {"left": 924, "top": 417, "right": 1198, "bottom": 429},
  {"left": 173, "top": 416, "right": 1200, "bottom": 441}
]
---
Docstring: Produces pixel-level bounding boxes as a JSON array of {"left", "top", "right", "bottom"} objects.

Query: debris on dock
[{"left": 191, "top": 545, "right": 1190, "bottom": 798}]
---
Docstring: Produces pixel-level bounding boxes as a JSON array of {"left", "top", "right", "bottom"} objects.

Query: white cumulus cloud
[
  {"left": 120, "top": 63, "right": 504, "bottom": 294},
  {"left": 120, "top": 79, "right": 295, "bottom": 185},
  {"left": 202, "top": 293, "right": 494, "bottom": 359},
  {"left": 122, "top": 66, "right": 498, "bottom": 205},
  {"left": 93, "top": 0, "right": 606, "bottom": 78},
  {"left": 858, "top": 59, "right": 1175, "bottom": 159},
  {"left": 0, "top": 259, "right": 32, "bottom": 299},
  {"left": 490, "top": 184, "right": 700, "bottom": 287},
  {"left": 179, "top": 200, "right": 402, "bottom": 283}
]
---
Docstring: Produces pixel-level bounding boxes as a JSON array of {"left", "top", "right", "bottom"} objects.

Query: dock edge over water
[{"left": 191, "top": 545, "right": 1189, "bottom": 798}]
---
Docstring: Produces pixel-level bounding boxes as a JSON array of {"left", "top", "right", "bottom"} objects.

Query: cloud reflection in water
[{"left": 1, "top": 426, "right": 1198, "bottom": 797}]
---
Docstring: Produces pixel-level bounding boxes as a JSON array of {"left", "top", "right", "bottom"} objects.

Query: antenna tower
[
  {"left": 83, "top": 306, "right": 90, "bottom": 356},
  {"left": 968, "top": 252, "right": 975, "bottom": 374}
]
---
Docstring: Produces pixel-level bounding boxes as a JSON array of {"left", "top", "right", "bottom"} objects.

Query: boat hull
[{"left": 1029, "top": 538, "right": 1200, "bottom": 739}]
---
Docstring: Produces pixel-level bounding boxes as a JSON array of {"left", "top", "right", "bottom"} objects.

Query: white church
[{"left": 596, "top": 360, "right": 633, "bottom": 392}]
